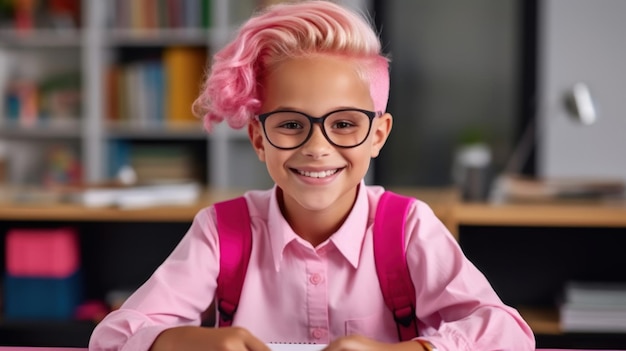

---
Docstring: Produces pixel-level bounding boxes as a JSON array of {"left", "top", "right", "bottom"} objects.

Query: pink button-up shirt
[{"left": 89, "top": 184, "right": 535, "bottom": 351}]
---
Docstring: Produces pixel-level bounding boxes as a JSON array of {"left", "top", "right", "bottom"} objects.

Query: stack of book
[
  {"left": 491, "top": 174, "right": 625, "bottom": 203},
  {"left": 4, "top": 227, "right": 83, "bottom": 320},
  {"left": 560, "top": 281, "right": 626, "bottom": 332},
  {"left": 75, "top": 181, "right": 202, "bottom": 209}
]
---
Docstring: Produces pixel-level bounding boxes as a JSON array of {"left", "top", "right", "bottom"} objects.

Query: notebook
[{"left": 267, "top": 344, "right": 326, "bottom": 351}]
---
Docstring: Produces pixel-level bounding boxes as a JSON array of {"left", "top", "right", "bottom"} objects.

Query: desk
[
  {"left": 0, "top": 187, "right": 456, "bottom": 224},
  {"left": 0, "top": 188, "right": 246, "bottom": 222},
  {"left": 449, "top": 197, "right": 626, "bottom": 349},
  {"left": 0, "top": 348, "right": 622, "bottom": 351},
  {"left": 2, "top": 187, "right": 626, "bottom": 348}
]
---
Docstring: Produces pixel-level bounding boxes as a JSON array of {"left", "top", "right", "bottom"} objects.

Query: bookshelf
[
  {"left": 0, "top": 0, "right": 266, "bottom": 188},
  {"left": 1, "top": 0, "right": 368, "bottom": 190}
]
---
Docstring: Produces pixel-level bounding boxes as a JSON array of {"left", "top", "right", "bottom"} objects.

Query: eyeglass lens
[{"left": 263, "top": 110, "right": 372, "bottom": 148}]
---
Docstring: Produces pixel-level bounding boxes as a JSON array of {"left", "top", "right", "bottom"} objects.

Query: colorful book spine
[
  {"left": 163, "top": 46, "right": 207, "bottom": 123},
  {"left": 107, "top": 0, "right": 211, "bottom": 30}
]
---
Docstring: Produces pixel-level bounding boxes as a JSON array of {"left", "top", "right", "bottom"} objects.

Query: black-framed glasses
[{"left": 257, "top": 108, "right": 377, "bottom": 150}]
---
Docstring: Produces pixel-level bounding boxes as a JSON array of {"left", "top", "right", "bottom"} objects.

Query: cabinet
[
  {"left": 0, "top": 188, "right": 244, "bottom": 346},
  {"left": 455, "top": 200, "right": 626, "bottom": 349}
]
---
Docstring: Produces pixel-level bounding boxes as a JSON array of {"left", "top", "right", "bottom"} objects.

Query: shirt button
[
  {"left": 309, "top": 273, "right": 323, "bottom": 285},
  {"left": 311, "top": 328, "right": 324, "bottom": 339}
]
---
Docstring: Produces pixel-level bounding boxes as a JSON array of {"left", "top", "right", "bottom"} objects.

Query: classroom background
[{"left": 0, "top": 0, "right": 625, "bottom": 349}]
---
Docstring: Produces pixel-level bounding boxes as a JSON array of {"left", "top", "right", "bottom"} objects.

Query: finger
[
  {"left": 323, "top": 335, "right": 379, "bottom": 351},
  {"left": 244, "top": 335, "right": 272, "bottom": 351},
  {"left": 322, "top": 338, "right": 349, "bottom": 351}
]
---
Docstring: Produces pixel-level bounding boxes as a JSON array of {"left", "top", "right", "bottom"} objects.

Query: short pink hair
[{"left": 192, "top": 0, "right": 390, "bottom": 132}]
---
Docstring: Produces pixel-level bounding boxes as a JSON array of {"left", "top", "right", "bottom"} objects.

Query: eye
[
  {"left": 266, "top": 112, "right": 308, "bottom": 131},
  {"left": 332, "top": 120, "right": 357, "bottom": 129},
  {"left": 326, "top": 110, "right": 368, "bottom": 132},
  {"left": 278, "top": 121, "right": 304, "bottom": 129}
]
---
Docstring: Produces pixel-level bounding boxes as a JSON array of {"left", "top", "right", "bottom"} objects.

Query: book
[
  {"left": 564, "top": 281, "right": 626, "bottom": 307},
  {"left": 105, "top": 65, "right": 121, "bottom": 121},
  {"left": 492, "top": 174, "right": 625, "bottom": 203},
  {"left": 129, "top": 143, "right": 198, "bottom": 183},
  {"left": 561, "top": 303, "right": 626, "bottom": 332},
  {"left": 75, "top": 181, "right": 201, "bottom": 209},
  {"left": 560, "top": 281, "right": 626, "bottom": 332},
  {"left": 163, "top": 46, "right": 207, "bottom": 123},
  {"left": 39, "top": 70, "right": 81, "bottom": 123}
]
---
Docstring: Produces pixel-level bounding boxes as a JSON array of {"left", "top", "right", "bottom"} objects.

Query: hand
[
  {"left": 150, "top": 326, "right": 272, "bottom": 351},
  {"left": 322, "top": 335, "right": 425, "bottom": 351}
]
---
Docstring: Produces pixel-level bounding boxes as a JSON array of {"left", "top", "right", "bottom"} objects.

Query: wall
[
  {"left": 537, "top": 0, "right": 626, "bottom": 182},
  {"left": 375, "top": 0, "right": 521, "bottom": 186}
]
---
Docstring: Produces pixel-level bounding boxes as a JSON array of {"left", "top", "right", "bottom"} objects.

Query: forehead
[{"left": 260, "top": 55, "right": 374, "bottom": 113}]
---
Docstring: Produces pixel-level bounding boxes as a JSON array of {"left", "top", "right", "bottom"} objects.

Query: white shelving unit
[
  {"left": 84, "top": 0, "right": 268, "bottom": 189},
  {"left": 0, "top": 0, "right": 370, "bottom": 190}
]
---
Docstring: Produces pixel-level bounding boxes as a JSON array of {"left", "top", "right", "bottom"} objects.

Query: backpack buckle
[
  {"left": 218, "top": 300, "right": 237, "bottom": 322},
  {"left": 393, "top": 305, "right": 415, "bottom": 327}
]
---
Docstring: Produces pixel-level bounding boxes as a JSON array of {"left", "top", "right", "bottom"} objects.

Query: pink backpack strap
[
  {"left": 373, "top": 191, "right": 418, "bottom": 341},
  {"left": 214, "top": 196, "right": 252, "bottom": 327}
]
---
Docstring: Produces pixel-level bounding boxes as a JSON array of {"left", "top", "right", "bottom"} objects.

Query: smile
[{"left": 296, "top": 169, "right": 339, "bottom": 178}]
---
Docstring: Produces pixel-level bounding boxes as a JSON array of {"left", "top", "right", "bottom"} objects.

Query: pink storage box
[{"left": 5, "top": 227, "right": 80, "bottom": 278}]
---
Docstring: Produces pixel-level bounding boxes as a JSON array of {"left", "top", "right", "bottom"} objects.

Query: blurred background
[
  {"left": 1, "top": 0, "right": 626, "bottom": 348},
  {"left": 1, "top": 0, "right": 624, "bottom": 194},
  {"left": 375, "top": 0, "right": 525, "bottom": 186}
]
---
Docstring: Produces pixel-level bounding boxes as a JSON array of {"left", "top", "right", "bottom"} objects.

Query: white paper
[
  {"left": 78, "top": 182, "right": 201, "bottom": 209},
  {"left": 267, "top": 344, "right": 326, "bottom": 351}
]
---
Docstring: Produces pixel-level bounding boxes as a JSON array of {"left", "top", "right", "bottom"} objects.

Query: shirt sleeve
[
  {"left": 89, "top": 207, "right": 220, "bottom": 351},
  {"left": 405, "top": 200, "right": 535, "bottom": 351}
]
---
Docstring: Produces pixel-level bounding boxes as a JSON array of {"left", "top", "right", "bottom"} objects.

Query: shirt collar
[
  {"left": 267, "top": 186, "right": 295, "bottom": 271},
  {"left": 266, "top": 181, "right": 370, "bottom": 271},
  {"left": 328, "top": 182, "right": 369, "bottom": 268}
]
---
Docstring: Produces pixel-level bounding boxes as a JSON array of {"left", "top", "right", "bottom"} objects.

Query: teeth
[{"left": 298, "top": 169, "right": 338, "bottom": 178}]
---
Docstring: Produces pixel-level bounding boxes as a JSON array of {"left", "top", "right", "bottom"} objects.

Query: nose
[{"left": 300, "top": 124, "right": 332, "bottom": 158}]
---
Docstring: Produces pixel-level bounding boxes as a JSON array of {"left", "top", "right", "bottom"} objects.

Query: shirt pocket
[{"left": 344, "top": 312, "right": 397, "bottom": 342}]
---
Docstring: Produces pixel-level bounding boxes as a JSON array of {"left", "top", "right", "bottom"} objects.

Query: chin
[
  {"left": 294, "top": 194, "right": 337, "bottom": 212},
  {"left": 281, "top": 186, "right": 339, "bottom": 211}
]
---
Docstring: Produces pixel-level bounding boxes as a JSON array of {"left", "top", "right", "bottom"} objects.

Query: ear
[
  {"left": 248, "top": 119, "right": 267, "bottom": 162},
  {"left": 370, "top": 112, "right": 393, "bottom": 158}
]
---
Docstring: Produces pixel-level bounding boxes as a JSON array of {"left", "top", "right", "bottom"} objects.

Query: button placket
[
  {"left": 306, "top": 256, "right": 329, "bottom": 343},
  {"left": 311, "top": 327, "right": 325, "bottom": 339},
  {"left": 309, "top": 272, "right": 323, "bottom": 285}
]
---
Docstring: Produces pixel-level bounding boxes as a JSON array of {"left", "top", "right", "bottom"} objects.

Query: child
[{"left": 89, "top": 1, "right": 535, "bottom": 350}]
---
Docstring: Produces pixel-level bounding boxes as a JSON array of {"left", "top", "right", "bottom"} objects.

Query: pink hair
[{"left": 192, "top": 0, "right": 390, "bottom": 132}]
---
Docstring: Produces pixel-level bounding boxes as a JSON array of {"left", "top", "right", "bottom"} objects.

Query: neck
[
  {"left": 278, "top": 187, "right": 358, "bottom": 247},
  {"left": 293, "top": 211, "right": 343, "bottom": 247}
]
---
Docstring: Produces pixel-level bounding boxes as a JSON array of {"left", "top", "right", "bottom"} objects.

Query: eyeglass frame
[{"left": 257, "top": 108, "right": 379, "bottom": 150}]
